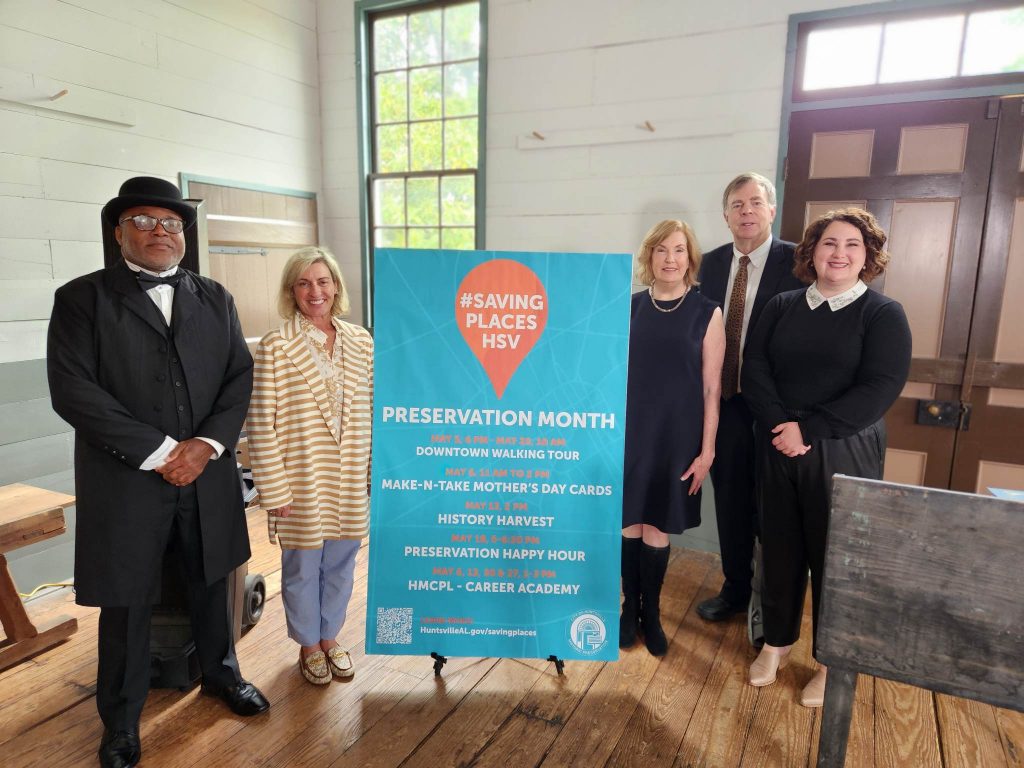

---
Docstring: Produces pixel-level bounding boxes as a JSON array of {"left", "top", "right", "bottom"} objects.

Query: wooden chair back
[{"left": 816, "top": 476, "right": 1023, "bottom": 766}]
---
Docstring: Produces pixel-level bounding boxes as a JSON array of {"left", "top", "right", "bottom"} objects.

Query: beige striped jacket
[{"left": 247, "top": 315, "right": 373, "bottom": 549}]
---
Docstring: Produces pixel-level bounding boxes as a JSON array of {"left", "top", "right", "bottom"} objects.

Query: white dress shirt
[{"left": 123, "top": 259, "right": 225, "bottom": 470}]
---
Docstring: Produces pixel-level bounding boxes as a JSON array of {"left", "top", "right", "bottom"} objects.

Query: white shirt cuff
[
  {"left": 196, "top": 437, "right": 225, "bottom": 459},
  {"left": 140, "top": 436, "right": 178, "bottom": 470}
]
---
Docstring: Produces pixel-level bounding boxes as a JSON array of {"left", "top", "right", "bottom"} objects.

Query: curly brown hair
[{"left": 793, "top": 207, "right": 890, "bottom": 284}]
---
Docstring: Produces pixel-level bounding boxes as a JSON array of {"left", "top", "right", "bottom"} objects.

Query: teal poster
[{"left": 366, "top": 248, "right": 632, "bottom": 661}]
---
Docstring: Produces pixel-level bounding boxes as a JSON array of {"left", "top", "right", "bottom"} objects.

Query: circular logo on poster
[{"left": 568, "top": 611, "right": 607, "bottom": 654}]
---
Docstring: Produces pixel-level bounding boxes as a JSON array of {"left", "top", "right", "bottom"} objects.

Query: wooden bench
[
  {"left": 0, "top": 483, "right": 79, "bottom": 671},
  {"left": 816, "top": 476, "right": 1024, "bottom": 766}
]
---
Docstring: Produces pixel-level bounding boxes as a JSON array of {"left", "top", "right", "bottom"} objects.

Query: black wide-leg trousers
[
  {"left": 755, "top": 419, "right": 886, "bottom": 658},
  {"left": 96, "top": 485, "right": 241, "bottom": 731}
]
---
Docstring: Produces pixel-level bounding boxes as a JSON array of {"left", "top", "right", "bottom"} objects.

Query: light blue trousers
[{"left": 280, "top": 538, "right": 360, "bottom": 647}]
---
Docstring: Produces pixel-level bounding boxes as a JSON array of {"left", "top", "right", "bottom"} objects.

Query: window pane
[
  {"left": 962, "top": 7, "right": 1024, "bottom": 76},
  {"left": 444, "top": 62, "right": 478, "bottom": 117},
  {"left": 408, "top": 228, "right": 440, "bottom": 248},
  {"left": 444, "top": 118, "right": 478, "bottom": 170},
  {"left": 373, "top": 16, "right": 407, "bottom": 71},
  {"left": 409, "top": 9, "right": 442, "bottom": 67},
  {"left": 369, "top": 4, "right": 482, "bottom": 276},
  {"left": 376, "top": 125, "right": 409, "bottom": 172},
  {"left": 444, "top": 3, "right": 480, "bottom": 61},
  {"left": 441, "top": 175, "right": 474, "bottom": 225},
  {"left": 407, "top": 177, "right": 439, "bottom": 226},
  {"left": 375, "top": 228, "right": 406, "bottom": 248},
  {"left": 803, "top": 25, "right": 881, "bottom": 90},
  {"left": 375, "top": 72, "right": 407, "bottom": 123},
  {"left": 410, "top": 121, "right": 443, "bottom": 170},
  {"left": 410, "top": 66, "right": 443, "bottom": 120},
  {"left": 373, "top": 179, "right": 405, "bottom": 226},
  {"left": 442, "top": 227, "right": 475, "bottom": 250},
  {"left": 880, "top": 15, "right": 963, "bottom": 83}
]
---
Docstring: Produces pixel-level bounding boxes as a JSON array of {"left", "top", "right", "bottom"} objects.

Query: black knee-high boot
[
  {"left": 640, "top": 543, "right": 670, "bottom": 656},
  {"left": 619, "top": 536, "right": 642, "bottom": 648}
]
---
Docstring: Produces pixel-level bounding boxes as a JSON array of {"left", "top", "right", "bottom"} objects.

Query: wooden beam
[{"left": 0, "top": 616, "right": 78, "bottom": 673}]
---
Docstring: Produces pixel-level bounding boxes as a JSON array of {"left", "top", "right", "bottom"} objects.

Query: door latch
[{"left": 916, "top": 400, "right": 971, "bottom": 430}]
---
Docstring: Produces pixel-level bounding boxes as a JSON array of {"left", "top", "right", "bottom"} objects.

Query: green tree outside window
[{"left": 369, "top": 1, "right": 480, "bottom": 252}]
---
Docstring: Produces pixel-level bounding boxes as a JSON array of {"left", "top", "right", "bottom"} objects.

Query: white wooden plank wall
[
  {"left": 0, "top": 0, "right": 322, "bottom": 363},
  {"left": 317, "top": 0, "right": 876, "bottom": 325},
  {"left": 316, "top": 0, "right": 363, "bottom": 321},
  {"left": 0, "top": 0, "right": 892, "bottom": 587}
]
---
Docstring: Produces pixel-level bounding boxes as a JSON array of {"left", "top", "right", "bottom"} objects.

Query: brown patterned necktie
[{"left": 721, "top": 255, "right": 750, "bottom": 400}]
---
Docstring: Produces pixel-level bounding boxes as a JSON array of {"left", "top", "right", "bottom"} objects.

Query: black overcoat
[{"left": 47, "top": 261, "right": 253, "bottom": 606}]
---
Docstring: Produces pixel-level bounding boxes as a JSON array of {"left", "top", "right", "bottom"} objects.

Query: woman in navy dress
[{"left": 621, "top": 219, "right": 725, "bottom": 656}]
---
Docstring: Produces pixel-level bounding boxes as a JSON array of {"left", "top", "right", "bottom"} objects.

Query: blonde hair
[
  {"left": 635, "top": 219, "right": 702, "bottom": 287},
  {"left": 277, "top": 246, "right": 351, "bottom": 319}
]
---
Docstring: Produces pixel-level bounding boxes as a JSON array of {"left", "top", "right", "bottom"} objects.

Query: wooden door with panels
[
  {"left": 953, "top": 97, "right": 1024, "bottom": 493},
  {"left": 186, "top": 181, "right": 318, "bottom": 343},
  {"left": 782, "top": 95, "right": 1024, "bottom": 493}
]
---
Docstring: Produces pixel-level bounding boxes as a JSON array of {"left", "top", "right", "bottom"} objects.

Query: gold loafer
[
  {"left": 299, "top": 650, "right": 331, "bottom": 685},
  {"left": 325, "top": 646, "right": 355, "bottom": 678},
  {"left": 748, "top": 645, "right": 790, "bottom": 687}
]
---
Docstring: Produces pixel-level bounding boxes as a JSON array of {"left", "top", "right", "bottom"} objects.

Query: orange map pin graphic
[{"left": 455, "top": 259, "right": 548, "bottom": 399}]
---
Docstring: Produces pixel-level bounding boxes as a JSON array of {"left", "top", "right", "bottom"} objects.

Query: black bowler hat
[{"left": 102, "top": 176, "right": 197, "bottom": 230}]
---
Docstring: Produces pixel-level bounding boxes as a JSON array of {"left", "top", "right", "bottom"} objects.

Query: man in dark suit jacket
[
  {"left": 695, "top": 172, "right": 804, "bottom": 622},
  {"left": 47, "top": 177, "right": 269, "bottom": 768}
]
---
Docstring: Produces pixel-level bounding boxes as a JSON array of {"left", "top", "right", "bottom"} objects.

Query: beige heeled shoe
[
  {"left": 800, "top": 666, "right": 827, "bottom": 707},
  {"left": 748, "top": 645, "right": 791, "bottom": 687}
]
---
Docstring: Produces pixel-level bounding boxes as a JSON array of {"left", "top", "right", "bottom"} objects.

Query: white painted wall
[
  {"left": 313, "top": 0, "right": 882, "bottom": 556},
  {"left": 0, "top": 0, "right": 887, "bottom": 584},
  {"left": 317, "top": 0, "right": 878, "bottom": 324},
  {"left": 0, "top": 0, "right": 323, "bottom": 363},
  {"left": 317, "top": 0, "right": 363, "bottom": 320}
]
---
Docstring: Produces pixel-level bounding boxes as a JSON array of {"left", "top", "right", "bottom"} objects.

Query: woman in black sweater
[{"left": 740, "top": 208, "right": 911, "bottom": 707}]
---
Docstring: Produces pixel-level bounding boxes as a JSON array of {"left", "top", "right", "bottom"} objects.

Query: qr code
[{"left": 376, "top": 607, "right": 413, "bottom": 644}]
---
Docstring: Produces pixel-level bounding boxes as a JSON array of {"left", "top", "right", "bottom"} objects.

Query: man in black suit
[
  {"left": 47, "top": 177, "right": 269, "bottom": 768},
  {"left": 695, "top": 172, "right": 804, "bottom": 622}
]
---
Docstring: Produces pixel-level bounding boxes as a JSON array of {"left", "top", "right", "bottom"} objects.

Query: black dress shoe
[
  {"left": 98, "top": 728, "right": 141, "bottom": 768},
  {"left": 201, "top": 679, "right": 270, "bottom": 716},
  {"left": 696, "top": 594, "right": 747, "bottom": 622}
]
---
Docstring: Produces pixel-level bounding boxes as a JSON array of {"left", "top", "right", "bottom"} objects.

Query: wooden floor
[{"left": 2, "top": 507, "right": 1022, "bottom": 767}]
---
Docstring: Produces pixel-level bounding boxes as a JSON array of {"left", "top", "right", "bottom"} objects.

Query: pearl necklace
[{"left": 648, "top": 285, "right": 689, "bottom": 313}]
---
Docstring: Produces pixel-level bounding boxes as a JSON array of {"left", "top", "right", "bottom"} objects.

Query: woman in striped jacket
[{"left": 247, "top": 246, "right": 373, "bottom": 685}]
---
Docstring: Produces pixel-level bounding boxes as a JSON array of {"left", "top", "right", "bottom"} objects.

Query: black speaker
[
  {"left": 149, "top": 537, "right": 201, "bottom": 690},
  {"left": 148, "top": 465, "right": 265, "bottom": 690}
]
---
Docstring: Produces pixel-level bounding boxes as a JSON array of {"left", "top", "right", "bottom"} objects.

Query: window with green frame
[{"left": 368, "top": 1, "right": 481, "bottom": 252}]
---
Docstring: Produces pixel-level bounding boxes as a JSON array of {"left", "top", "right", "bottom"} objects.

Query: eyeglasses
[{"left": 118, "top": 215, "right": 185, "bottom": 234}]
